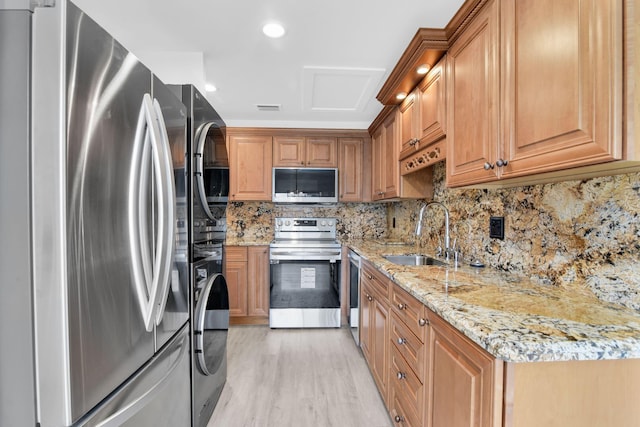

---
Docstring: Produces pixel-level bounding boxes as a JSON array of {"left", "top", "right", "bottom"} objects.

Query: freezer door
[{"left": 76, "top": 325, "right": 191, "bottom": 427}]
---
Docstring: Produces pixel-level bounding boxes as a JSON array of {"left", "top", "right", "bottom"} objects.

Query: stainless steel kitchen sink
[{"left": 382, "top": 254, "right": 447, "bottom": 266}]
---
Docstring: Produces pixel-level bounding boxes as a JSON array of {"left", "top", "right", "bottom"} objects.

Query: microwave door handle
[
  {"left": 150, "top": 98, "right": 176, "bottom": 326},
  {"left": 194, "top": 121, "right": 217, "bottom": 221}
]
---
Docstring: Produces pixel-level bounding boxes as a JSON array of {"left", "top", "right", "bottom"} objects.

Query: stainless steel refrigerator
[{"left": 0, "top": 1, "right": 190, "bottom": 426}]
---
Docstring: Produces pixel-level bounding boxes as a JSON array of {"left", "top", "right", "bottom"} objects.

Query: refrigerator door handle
[
  {"left": 94, "top": 332, "right": 188, "bottom": 427},
  {"left": 194, "top": 121, "right": 218, "bottom": 221},
  {"left": 150, "top": 97, "right": 176, "bottom": 326},
  {"left": 129, "top": 93, "right": 171, "bottom": 332}
]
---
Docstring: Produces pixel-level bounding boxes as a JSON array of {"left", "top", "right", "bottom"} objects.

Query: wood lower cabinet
[
  {"left": 228, "top": 134, "right": 272, "bottom": 201},
  {"left": 359, "top": 263, "right": 502, "bottom": 427},
  {"left": 427, "top": 310, "right": 503, "bottom": 427},
  {"left": 223, "top": 245, "right": 269, "bottom": 325},
  {"left": 360, "top": 260, "right": 391, "bottom": 404}
]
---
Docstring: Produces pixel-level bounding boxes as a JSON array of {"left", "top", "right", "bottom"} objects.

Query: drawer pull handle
[
  {"left": 419, "top": 318, "right": 429, "bottom": 326},
  {"left": 397, "top": 371, "right": 406, "bottom": 380},
  {"left": 397, "top": 303, "right": 406, "bottom": 310},
  {"left": 397, "top": 337, "right": 406, "bottom": 345},
  {"left": 394, "top": 415, "right": 405, "bottom": 423}
]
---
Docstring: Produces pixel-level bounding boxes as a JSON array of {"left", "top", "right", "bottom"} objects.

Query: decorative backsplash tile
[
  {"left": 225, "top": 201, "right": 387, "bottom": 245},
  {"left": 223, "top": 162, "right": 639, "bottom": 312},
  {"left": 388, "top": 162, "right": 640, "bottom": 312}
]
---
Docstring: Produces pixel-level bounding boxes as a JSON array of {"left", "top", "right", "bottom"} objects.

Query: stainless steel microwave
[{"left": 272, "top": 167, "right": 338, "bottom": 203}]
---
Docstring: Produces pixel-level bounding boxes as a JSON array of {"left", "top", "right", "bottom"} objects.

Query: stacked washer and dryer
[{"left": 171, "top": 85, "right": 230, "bottom": 427}]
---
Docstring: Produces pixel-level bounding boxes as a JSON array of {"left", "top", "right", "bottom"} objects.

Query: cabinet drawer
[
  {"left": 390, "top": 345, "right": 423, "bottom": 427},
  {"left": 391, "top": 311, "right": 426, "bottom": 380},
  {"left": 225, "top": 246, "right": 247, "bottom": 262},
  {"left": 362, "top": 261, "right": 390, "bottom": 302},
  {"left": 391, "top": 284, "right": 428, "bottom": 342}
]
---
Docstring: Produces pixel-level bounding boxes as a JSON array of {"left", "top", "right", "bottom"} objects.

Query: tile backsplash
[
  {"left": 388, "top": 162, "right": 640, "bottom": 312},
  {"left": 224, "top": 162, "right": 639, "bottom": 312}
]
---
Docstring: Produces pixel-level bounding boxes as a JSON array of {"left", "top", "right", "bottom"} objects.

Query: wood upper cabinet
[
  {"left": 338, "top": 137, "right": 364, "bottom": 202},
  {"left": 273, "top": 136, "right": 338, "bottom": 167},
  {"left": 371, "top": 108, "right": 400, "bottom": 200},
  {"left": 399, "top": 56, "right": 447, "bottom": 164},
  {"left": 499, "top": 0, "right": 623, "bottom": 179},
  {"left": 417, "top": 57, "right": 446, "bottom": 148},
  {"left": 370, "top": 106, "right": 435, "bottom": 201},
  {"left": 427, "top": 310, "right": 503, "bottom": 427},
  {"left": 447, "top": 0, "right": 623, "bottom": 187},
  {"left": 446, "top": 0, "right": 500, "bottom": 187},
  {"left": 228, "top": 135, "right": 272, "bottom": 200},
  {"left": 224, "top": 245, "right": 269, "bottom": 324},
  {"left": 399, "top": 91, "right": 419, "bottom": 159}
]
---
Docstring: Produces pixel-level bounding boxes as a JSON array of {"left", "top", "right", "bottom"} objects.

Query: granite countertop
[{"left": 348, "top": 240, "right": 640, "bottom": 363}]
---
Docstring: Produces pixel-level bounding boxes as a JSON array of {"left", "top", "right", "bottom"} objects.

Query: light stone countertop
[{"left": 348, "top": 240, "right": 640, "bottom": 363}]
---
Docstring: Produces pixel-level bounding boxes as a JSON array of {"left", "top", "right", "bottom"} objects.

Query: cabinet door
[
  {"left": 446, "top": 0, "right": 500, "bottom": 187},
  {"left": 427, "top": 312, "right": 501, "bottom": 427},
  {"left": 371, "top": 127, "right": 385, "bottom": 200},
  {"left": 338, "top": 137, "right": 363, "bottom": 202},
  {"left": 500, "top": 0, "right": 622, "bottom": 178},
  {"left": 273, "top": 136, "right": 305, "bottom": 167},
  {"left": 229, "top": 135, "right": 272, "bottom": 200},
  {"left": 382, "top": 112, "right": 399, "bottom": 198},
  {"left": 372, "top": 293, "right": 390, "bottom": 404},
  {"left": 224, "top": 260, "right": 247, "bottom": 317},
  {"left": 399, "top": 92, "right": 419, "bottom": 159},
  {"left": 306, "top": 137, "right": 338, "bottom": 167},
  {"left": 247, "top": 246, "right": 269, "bottom": 317},
  {"left": 418, "top": 57, "right": 446, "bottom": 147},
  {"left": 360, "top": 281, "right": 374, "bottom": 362}
]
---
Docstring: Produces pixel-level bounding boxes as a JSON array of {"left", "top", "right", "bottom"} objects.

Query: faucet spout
[{"left": 415, "top": 201, "right": 450, "bottom": 257}]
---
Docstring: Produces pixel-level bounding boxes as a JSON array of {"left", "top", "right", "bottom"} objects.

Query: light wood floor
[{"left": 208, "top": 326, "right": 392, "bottom": 427}]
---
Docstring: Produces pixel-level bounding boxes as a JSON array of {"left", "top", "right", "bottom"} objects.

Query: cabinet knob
[
  {"left": 483, "top": 162, "right": 494, "bottom": 170},
  {"left": 397, "top": 303, "right": 406, "bottom": 310},
  {"left": 397, "top": 371, "right": 406, "bottom": 380},
  {"left": 418, "top": 318, "right": 429, "bottom": 326},
  {"left": 367, "top": 295, "right": 373, "bottom": 302},
  {"left": 366, "top": 274, "right": 373, "bottom": 280},
  {"left": 397, "top": 337, "right": 406, "bottom": 345},
  {"left": 496, "top": 158, "right": 509, "bottom": 167},
  {"left": 394, "top": 415, "right": 405, "bottom": 423}
]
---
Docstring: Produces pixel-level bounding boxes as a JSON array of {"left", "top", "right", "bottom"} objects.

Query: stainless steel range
[{"left": 269, "top": 217, "right": 342, "bottom": 328}]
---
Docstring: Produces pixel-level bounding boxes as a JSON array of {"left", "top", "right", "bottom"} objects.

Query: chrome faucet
[{"left": 415, "top": 201, "right": 450, "bottom": 259}]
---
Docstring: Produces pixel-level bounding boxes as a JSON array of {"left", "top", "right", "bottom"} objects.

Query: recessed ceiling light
[
  {"left": 263, "top": 22, "right": 285, "bottom": 38},
  {"left": 205, "top": 83, "right": 217, "bottom": 92},
  {"left": 396, "top": 92, "right": 407, "bottom": 100},
  {"left": 416, "top": 64, "right": 430, "bottom": 75}
]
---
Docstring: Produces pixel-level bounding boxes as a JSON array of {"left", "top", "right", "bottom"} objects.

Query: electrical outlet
[{"left": 489, "top": 216, "right": 504, "bottom": 240}]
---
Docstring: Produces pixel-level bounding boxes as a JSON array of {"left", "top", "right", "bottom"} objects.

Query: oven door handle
[{"left": 269, "top": 250, "right": 342, "bottom": 257}]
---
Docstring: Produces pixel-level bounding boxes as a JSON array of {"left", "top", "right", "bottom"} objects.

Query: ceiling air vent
[{"left": 256, "top": 104, "right": 281, "bottom": 112}]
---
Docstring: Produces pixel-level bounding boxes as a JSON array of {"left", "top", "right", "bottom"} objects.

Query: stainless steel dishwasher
[{"left": 347, "top": 249, "right": 361, "bottom": 344}]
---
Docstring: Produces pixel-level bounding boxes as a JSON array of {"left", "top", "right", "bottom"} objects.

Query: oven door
[{"left": 269, "top": 248, "right": 341, "bottom": 328}]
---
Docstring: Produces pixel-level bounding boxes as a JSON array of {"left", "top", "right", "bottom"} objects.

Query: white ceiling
[{"left": 73, "top": 0, "right": 465, "bottom": 129}]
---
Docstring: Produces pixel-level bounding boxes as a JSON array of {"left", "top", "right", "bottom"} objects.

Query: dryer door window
[{"left": 194, "top": 273, "right": 229, "bottom": 376}]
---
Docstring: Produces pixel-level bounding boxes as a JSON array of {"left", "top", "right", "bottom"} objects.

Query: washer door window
[
  {"left": 194, "top": 273, "right": 229, "bottom": 376},
  {"left": 194, "top": 122, "right": 228, "bottom": 220}
]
